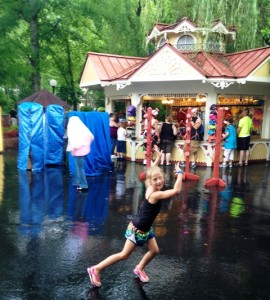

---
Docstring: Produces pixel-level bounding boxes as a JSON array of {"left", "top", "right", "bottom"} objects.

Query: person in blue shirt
[{"left": 220, "top": 117, "right": 237, "bottom": 168}]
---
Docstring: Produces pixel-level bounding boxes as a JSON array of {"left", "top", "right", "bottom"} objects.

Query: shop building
[{"left": 79, "top": 17, "right": 270, "bottom": 166}]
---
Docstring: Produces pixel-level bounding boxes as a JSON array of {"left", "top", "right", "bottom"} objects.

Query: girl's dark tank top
[{"left": 132, "top": 198, "right": 162, "bottom": 232}]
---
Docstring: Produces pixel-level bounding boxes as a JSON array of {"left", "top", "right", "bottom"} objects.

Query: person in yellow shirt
[{"left": 237, "top": 108, "right": 253, "bottom": 166}]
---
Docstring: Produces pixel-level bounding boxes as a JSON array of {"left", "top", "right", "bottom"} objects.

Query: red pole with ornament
[
  {"left": 205, "top": 107, "right": 226, "bottom": 188},
  {"left": 138, "top": 107, "right": 154, "bottom": 181},
  {"left": 146, "top": 107, "right": 152, "bottom": 167},
  {"left": 181, "top": 107, "right": 199, "bottom": 181}
]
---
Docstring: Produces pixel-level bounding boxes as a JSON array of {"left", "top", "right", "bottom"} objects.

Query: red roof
[
  {"left": 226, "top": 46, "right": 270, "bottom": 77},
  {"left": 183, "top": 51, "right": 237, "bottom": 78},
  {"left": 153, "top": 22, "right": 170, "bottom": 31},
  {"left": 86, "top": 52, "right": 146, "bottom": 81},
  {"left": 81, "top": 45, "right": 270, "bottom": 84}
]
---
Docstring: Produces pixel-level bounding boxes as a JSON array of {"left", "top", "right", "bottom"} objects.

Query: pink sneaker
[
  {"left": 133, "top": 266, "right": 149, "bottom": 283},
  {"left": 87, "top": 266, "right": 101, "bottom": 287}
]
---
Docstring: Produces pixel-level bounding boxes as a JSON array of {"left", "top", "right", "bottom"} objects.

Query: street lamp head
[
  {"left": 50, "top": 79, "right": 57, "bottom": 87},
  {"left": 49, "top": 79, "right": 57, "bottom": 94}
]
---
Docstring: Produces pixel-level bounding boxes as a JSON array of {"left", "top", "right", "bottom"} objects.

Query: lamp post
[{"left": 49, "top": 79, "right": 57, "bottom": 94}]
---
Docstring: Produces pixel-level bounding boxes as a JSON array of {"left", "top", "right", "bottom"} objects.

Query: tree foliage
[
  {"left": 139, "top": 0, "right": 270, "bottom": 52},
  {"left": 191, "top": 0, "right": 261, "bottom": 50},
  {"left": 0, "top": 0, "right": 270, "bottom": 113},
  {"left": 0, "top": 0, "right": 144, "bottom": 111}
]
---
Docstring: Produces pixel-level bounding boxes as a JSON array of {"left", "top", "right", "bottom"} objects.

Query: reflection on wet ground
[{"left": 0, "top": 150, "right": 270, "bottom": 299}]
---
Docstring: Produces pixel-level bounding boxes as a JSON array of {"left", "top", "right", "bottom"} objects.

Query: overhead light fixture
[
  {"left": 162, "top": 99, "right": 174, "bottom": 105},
  {"left": 196, "top": 94, "right": 207, "bottom": 102}
]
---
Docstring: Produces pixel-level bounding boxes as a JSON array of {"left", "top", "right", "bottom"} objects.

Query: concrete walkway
[{"left": 0, "top": 152, "right": 270, "bottom": 299}]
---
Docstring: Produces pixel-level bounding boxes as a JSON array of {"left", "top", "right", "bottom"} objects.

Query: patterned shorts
[{"left": 125, "top": 222, "right": 154, "bottom": 247}]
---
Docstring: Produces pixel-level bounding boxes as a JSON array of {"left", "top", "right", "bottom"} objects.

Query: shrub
[
  {"left": 3, "top": 125, "right": 18, "bottom": 138},
  {"left": 80, "top": 106, "right": 94, "bottom": 112}
]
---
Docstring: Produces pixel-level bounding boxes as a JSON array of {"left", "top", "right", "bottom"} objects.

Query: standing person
[
  {"left": 158, "top": 116, "right": 178, "bottom": 165},
  {"left": 66, "top": 116, "right": 94, "bottom": 191},
  {"left": 109, "top": 113, "right": 119, "bottom": 157},
  {"left": 237, "top": 108, "right": 253, "bottom": 166},
  {"left": 182, "top": 108, "right": 202, "bottom": 168},
  {"left": 9, "top": 108, "right": 17, "bottom": 126},
  {"left": 220, "top": 117, "right": 237, "bottom": 168},
  {"left": 117, "top": 122, "right": 127, "bottom": 160},
  {"left": 87, "top": 162, "right": 183, "bottom": 287}
]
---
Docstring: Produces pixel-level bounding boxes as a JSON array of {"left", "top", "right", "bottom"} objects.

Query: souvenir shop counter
[{"left": 125, "top": 137, "right": 270, "bottom": 167}]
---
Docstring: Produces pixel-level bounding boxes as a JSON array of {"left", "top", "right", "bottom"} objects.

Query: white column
[
  {"left": 262, "top": 97, "right": 270, "bottom": 139},
  {"left": 105, "top": 96, "right": 113, "bottom": 113},
  {"left": 131, "top": 93, "right": 143, "bottom": 139}
]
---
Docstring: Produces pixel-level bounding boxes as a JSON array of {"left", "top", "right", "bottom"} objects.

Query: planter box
[{"left": 4, "top": 137, "right": 18, "bottom": 149}]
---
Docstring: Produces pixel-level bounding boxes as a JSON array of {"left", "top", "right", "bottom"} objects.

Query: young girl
[{"left": 87, "top": 161, "right": 183, "bottom": 287}]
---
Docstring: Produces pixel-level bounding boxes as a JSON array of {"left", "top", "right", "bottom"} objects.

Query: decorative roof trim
[
  {"left": 129, "top": 44, "right": 206, "bottom": 82},
  {"left": 202, "top": 78, "right": 246, "bottom": 89},
  {"left": 101, "top": 80, "right": 132, "bottom": 91},
  {"left": 147, "top": 27, "right": 162, "bottom": 41},
  {"left": 174, "top": 20, "right": 196, "bottom": 33},
  {"left": 147, "top": 18, "right": 236, "bottom": 42},
  {"left": 116, "top": 81, "right": 131, "bottom": 90},
  {"left": 211, "top": 22, "right": 229, "bottom": 34}
]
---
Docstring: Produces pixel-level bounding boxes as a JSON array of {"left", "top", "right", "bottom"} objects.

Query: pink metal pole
[
  {"left": 184, "top": 107, "right": 192, "bottom": 173},
  {"left": 205, "top": 107, "right": 226, "bottom": 188},
  {"left": 182, "top": 107, "right": 199, "bottom": 181},
  {"left": 146, "top": 107, "right": 152, "bottom": 168}
]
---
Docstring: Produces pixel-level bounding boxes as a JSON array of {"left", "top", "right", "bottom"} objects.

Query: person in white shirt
[{"left": 117, "top": 122, "right": 127, "bottom": 160}]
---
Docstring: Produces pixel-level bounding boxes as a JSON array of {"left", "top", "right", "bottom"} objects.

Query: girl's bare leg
[
  {"left": 94, "top": 239, "right": 136, "bottom": 274},
  {"left": 136, "top": 237, "right": 159, "bottom": 273}
]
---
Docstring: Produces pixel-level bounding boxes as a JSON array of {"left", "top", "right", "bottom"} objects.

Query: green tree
[
  {"left": 139, "top": 0, "right": 269, "bottom": 52},
  {"left": 258, "top": 0, "right": 270, "bottom": 45},
  {"left": 0, "top": 0, "right": 144, "bottom": 111},
  {"left": 0, "top": 0, "right": 270, "bottom": 114},
  {"left": 191, "top": 0, "right": 260, "bottom": 51}
]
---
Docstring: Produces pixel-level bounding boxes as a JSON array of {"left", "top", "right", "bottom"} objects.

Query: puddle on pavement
[{"left": 0, "top": 151, "right": 270, "bottom": 299}]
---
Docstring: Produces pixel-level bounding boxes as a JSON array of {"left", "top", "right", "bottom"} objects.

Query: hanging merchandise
[
  {"left": 252, "top": 108, "right": 263, "bottom": 134},
  {"left": 221, "top": 107, "right": 232, "bottom": 132},
  {"left": 223, "top": 107, "right": 231, "bottom": 120},
  {"left": 207, "top": 104, "right": 218, "bottom": 143},
  {"left": 127, "top": 105, "right": 136, "bottom": 127}
]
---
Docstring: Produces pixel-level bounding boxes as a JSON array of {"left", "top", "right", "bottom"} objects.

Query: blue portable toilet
[{"left": 17, "top": 90, "right": 68, "bottom": 170}]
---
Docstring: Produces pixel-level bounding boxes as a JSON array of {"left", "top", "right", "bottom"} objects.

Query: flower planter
[{"left": 4, "top": 137, "right": 18, "bottom": 149}]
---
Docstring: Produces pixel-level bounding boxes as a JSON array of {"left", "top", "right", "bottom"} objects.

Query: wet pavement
[{"left": 0, "top": 150, "right": 270, "bottom": 300}]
